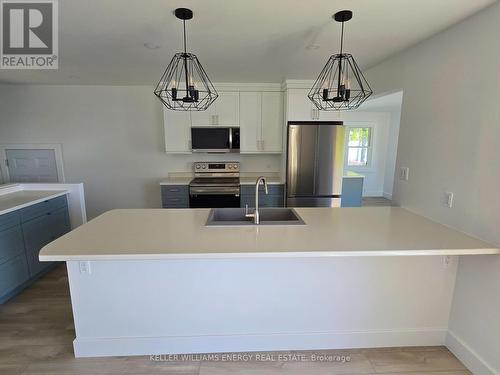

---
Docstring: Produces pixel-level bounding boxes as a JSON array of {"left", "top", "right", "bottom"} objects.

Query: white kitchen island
[{"left": 39, "top": 207, "right": 499, "bottom": 357}]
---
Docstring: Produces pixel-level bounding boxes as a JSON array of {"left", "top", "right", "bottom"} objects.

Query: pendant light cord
[
  {"left": 337, "top": 20, "right": 345, "bottom": 96},
  {"left": 183, "top": 19, "right": 188, "bottom": 54},
  {"left": 183, "top": 19, "right": 189, "bottom": 94}
]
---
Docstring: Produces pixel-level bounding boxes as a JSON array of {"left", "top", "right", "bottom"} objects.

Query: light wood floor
[{"left": 0, "top": 266, "right": 470, "bottom": 375}]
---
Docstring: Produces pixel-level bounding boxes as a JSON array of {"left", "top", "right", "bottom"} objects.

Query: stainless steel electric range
[{"left": 189, "top": 162, "right": 241, "bottom": 208}]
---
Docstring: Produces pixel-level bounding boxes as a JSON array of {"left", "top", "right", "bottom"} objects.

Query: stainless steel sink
[{"left": 206, "top": 208, "right": 306, "bottom": 226}]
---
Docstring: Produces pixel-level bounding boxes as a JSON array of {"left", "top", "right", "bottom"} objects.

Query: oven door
[{"left": 189, "top": 186, "right": 241, "bottom": 208}]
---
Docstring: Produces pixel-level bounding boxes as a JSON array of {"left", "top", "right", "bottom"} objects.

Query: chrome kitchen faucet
[{"left": 245, "top": 176, "right": 268, "bottom": 224}]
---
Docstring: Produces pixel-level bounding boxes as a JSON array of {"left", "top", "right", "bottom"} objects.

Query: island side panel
[{"left": 67, "top": 257, "right": 458, "bottom": 357}]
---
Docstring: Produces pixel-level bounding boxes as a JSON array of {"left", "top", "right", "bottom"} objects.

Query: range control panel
[{"left": 194, "top": 162, "right": 240, "bottom": 173}]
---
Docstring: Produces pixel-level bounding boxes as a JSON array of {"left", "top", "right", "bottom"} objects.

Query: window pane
[
  {"left": 348, "top": 128, "right": 370, "bottom": 147},
  {"left": 347, "top": 147, "right": 369, "bottom": 166}
]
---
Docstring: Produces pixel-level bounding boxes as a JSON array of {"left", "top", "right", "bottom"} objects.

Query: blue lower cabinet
[
  {"left": 0, "top": 255, "right": 30, "bottom": 303},
  {"left": 22, "top": 206, "right": 70, "bottom": 277},
  {"left": 341, "top": 178, "right": 364, "bottom": 207},
  {"left": 0, "top": 225, "right": 25, "bottom": 265},
  {"left": 161, "top": 185, "right": 189, "bottom": 208},
  {"left": 0, "top": 195, "right": 71, "bottom": 303}
]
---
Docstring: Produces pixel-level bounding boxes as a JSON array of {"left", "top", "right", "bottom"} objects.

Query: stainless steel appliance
[
  {"left": 189, "top": 162, "right": 241, "bottom": 208},
  {"left": 286, "top": 121, "right": 345, "bottom": 207},
  {"left": 191, "top": 127, "right": 240, "bottom": 153}
]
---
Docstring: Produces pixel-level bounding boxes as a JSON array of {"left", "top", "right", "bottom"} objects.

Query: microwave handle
[{"left": 229, "top": 128, "right": 233, "bottom": 149}]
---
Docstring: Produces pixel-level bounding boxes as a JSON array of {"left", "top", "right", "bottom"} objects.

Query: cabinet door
[
  {"left": 22, "top": 214, "right": 54, "bottom": 276},
  {"left": 161, "top": 185, "right": 189, "bottom": 208},
  {"left": 239, "top": 92, "right": 262, "bottom": 153},
  {"left": 216, "top": 92, "right": 240, "bottom": 126},
  {"left": 261, "top": 92, "right": 283, "bottom": 153},
  {"left": 0, "top": 225, "right": 25, "bottom": 265},
  {"left": 287, "top": 89, "right": 315, "bottom": 121},
  {"left": 0, "top": 255, "right": 29, "bottom": 301},
  {"left": 190, "top": 107, "right": 216, "bottom": 127},
  {"left": 164, "top": 108, "right": 192, "bottom": 153}
]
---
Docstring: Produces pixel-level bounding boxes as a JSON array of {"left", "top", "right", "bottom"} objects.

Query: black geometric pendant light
[
  {"left": 154, "top": 8, "right": 218, "bottom": 111},
  {"left": 308, "top": 10, "right": 373, "bottom": 111}
]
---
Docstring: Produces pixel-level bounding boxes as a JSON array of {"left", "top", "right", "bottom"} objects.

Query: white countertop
[
  {"left": 159, "top": 176, "right": 193, "bottom": 185},
  {"left": 239, "top": 176, "right": 284, "bottom": 185},
  {"left": 39, "top": 207, "right": 499, "bottom": 261},
  {"left": 0, "top": 189, "right": 69, "bottom": 216}
]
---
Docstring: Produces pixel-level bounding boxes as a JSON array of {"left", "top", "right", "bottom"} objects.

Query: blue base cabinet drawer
[
  {"left": 20, "top": 195, "right": 67, "bottom": 223},
  {"left": 0, "top": 254, "right": 29, "bottom": 299},
  {"left": 161, "top": 185, "right": 189, "bottom": 208}
]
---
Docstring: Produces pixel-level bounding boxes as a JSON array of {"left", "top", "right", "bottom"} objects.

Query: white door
[
  {"left": 164, "top": 109, "right": 192, "bottom": 153},
  {"left": 6, "top": 149, "right": 59, "bottom": 182},
  {"left": 239, "top": 92, "right": 261, "bottom": 153},
  {"left": 261, "top": 92, "right": 283, "bottom": 153}
]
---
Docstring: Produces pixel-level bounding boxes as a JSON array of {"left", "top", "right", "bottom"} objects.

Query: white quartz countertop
[
  {"left": 159, "top": 176, "right": 193, "bottom": 185},
  {"left": 0, "top": 189, "right": 69, "bottom": 216},
  {"left": 39, "top": 207, "right": 499, "bottom": 261},
  {"left": 239, "top": 176, "right": 284, "bottom": 185}
]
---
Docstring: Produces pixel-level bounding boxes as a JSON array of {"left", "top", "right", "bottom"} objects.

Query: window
[{"left": 346, "top": 127, "right": 372, "bottom": 167}]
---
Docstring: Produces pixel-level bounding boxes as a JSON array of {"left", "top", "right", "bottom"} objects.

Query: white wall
[
  {"left": 383, "top": 111, "right": 402, "bottom": 199},
  {"left": 365, "top": 2, "right": 500, "bottom": 374},
  {"left": 0, "top": 85, "right": 281, "bottom": 219}
]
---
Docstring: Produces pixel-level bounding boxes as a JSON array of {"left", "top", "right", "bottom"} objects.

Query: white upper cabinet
[
  {"left": 191, "top": 92, "right": 240, "bottom": 127},
  {"left": 287, "top": 89, "right": 318, "bottom": 121},
  {"left": 239, "top": 92, "right": 262, "bottom": 153},
  {"left": 261, "top": 91, "right": 283, "bottom": 153},
  {"left": 287, "top": 89, "right": 342, "bottom": 122},
  {"left": 216, "top": 92, "right": 240, "bottom": 126},
  {"left": 163, "top": 108, "right": 192, "bottom": 153},
  {"left": 162, "top": 85, "right": 283, "bottom": 154},
  {"left": 240, "top": 91, "right": 283, "bottom": 154}
]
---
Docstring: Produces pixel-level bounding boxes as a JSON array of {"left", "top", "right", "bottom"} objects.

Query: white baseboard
[
  {"left": 446, "top": 330, "right": 498, "bottom": 375},
  {"left": 363, "top": 190, "right": 385, "bottom": 197},
  {"left": 74, "top": 328, "right": 447, "bottom": 358},
  {"left": 383, "top": 192, "right": 393, "bottom": 200}
]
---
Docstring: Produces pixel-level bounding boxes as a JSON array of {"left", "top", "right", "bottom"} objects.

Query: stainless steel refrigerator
[{"left": 286, "top": 121, "right": 345, "bottom": 207}]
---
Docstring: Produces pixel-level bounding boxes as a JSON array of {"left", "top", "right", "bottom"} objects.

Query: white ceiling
[{"left": 0, "top": 0, "right": 496, "bottom": 85}]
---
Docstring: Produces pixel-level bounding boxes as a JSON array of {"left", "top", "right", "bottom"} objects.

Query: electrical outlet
[
  {"left": 399, "top": 167, "right": 409, "bottom": 181},
  {"left": 79, "top": 261, "right": 92, "bottom": 275},
  {"left": 444, "top": 192, "right": 454, "bottom": 208},
  {"left": 443, "top": 256, "right": 452, "bottom": 267}
]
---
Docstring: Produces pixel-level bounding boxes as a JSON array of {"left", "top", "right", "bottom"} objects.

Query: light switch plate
[
  {"left": 445, "top": 192, "right": 454, "bottom": 208},
  {"left": 399, "top": 167, "right": 409, "bottom": 181},
  {"left": 79, "top": 261, "right": 92, "bottom": 275}
]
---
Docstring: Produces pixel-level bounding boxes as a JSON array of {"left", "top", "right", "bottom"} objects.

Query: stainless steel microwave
[{"left": 191, "top": 127, "right": 240, "bottom": 153}]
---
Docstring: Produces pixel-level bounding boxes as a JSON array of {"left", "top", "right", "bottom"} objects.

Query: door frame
[{"left": 0, "top": 144, "right": 66, "bottom": 184}]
